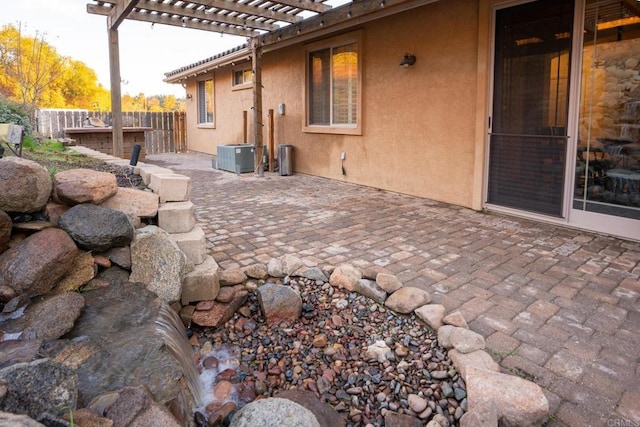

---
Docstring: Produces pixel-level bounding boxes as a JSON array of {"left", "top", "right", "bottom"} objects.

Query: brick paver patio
[{"left": 147, "top": 152, "right": 640, "bottom": 426}]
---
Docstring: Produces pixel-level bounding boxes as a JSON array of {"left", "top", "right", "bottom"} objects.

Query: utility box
[{"left": 216, "top": 144, "right": 255, "bottom": 173}]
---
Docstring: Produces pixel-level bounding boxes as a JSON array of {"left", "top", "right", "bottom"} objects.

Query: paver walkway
[{"left": 147, "top": 152, "right": 640, "bottom": 427}]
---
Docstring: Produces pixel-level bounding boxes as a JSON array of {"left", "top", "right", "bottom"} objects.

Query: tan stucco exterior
[{"left": 183, "top": 0, "right": 486, "bottom": 210}]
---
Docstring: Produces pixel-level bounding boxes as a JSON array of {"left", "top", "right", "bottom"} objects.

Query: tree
[{"left": 0, "top": 23, "right": 66, "bottom": 120}]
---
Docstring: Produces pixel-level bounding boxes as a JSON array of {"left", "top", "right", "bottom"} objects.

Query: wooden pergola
[
  {"left": 86, "top": 0, "right": 441, "bottom": 171},
  {"left": 86, "top": 0, "right": 334, "bottom": 173}
]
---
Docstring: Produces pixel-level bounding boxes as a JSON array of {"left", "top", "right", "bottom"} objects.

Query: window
[
  {"left": 233, "top": 68, "right": 252, "bottom": 87},
  {"left": 306, "top": 33, "right": 361, "bottom": 134},
  {"left": 197, "top": 78, "right": 214, "bottom": 125}
]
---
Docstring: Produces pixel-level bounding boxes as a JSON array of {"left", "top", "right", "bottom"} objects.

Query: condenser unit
[{"left": 216, "top": 144, "right": 255, "bottom": 173}]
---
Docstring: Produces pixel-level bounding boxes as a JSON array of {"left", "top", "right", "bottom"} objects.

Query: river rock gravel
[{"left": 191, "top": 276, "right": 467, "bottom": 427}]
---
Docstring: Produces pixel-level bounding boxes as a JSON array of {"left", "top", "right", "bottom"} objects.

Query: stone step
[
  {"left": 149, "top": 173, "right": 191, "bottom": 203},
  {"left": 170, "top": 225, "right": 206, "bottom": 266},
  {"left": 137, "top": 165, "right": 174, "bottom": 185},
  {"left": 181, "top": 255, "right": 220, "bottom": 305},
  {"left": 158, "top": 201, "right": 195, "bottom": 234}
]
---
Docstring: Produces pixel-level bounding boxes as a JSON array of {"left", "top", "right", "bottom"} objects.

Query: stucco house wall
[{"left": 184, "top": 0, "right": 482, "bottom": 209}]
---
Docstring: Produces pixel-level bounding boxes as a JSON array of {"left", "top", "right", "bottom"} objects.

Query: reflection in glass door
[
  {"left": 574, "top": 0, "right": 640, "bottom": 220},
  {"left": 488, "top": 0, "right": 574, "bottom": 217}
]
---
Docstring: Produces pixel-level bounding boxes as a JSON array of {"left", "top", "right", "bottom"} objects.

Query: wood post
[
  {"left": 268, "top": 109, "right": 275, "bottom": 172},
  {"left": 251, "top": 37, "right": 264, "bottom": 176},
  {"left": 108, "top": 28, "right": 124, "bottom": 158},
  {"left": 243, "top": 110, "right": 248, "bottom": 144}
]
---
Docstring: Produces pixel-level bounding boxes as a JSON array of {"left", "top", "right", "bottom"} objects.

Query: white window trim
[{"left": 303, "top": 31, "right": 363, "bottom": 136}]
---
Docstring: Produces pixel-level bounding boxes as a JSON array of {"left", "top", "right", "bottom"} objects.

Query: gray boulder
[
  {"left": 0, "top": 412, "right": 44, "bottom": 426},
  {"left": 0, "top": 358, "right": 77, "bottom": 423},
  {"left": 0, "top": 157, "right": 52, "bottom": 213},
  {"left": 53, "top": 168, "right": 118, "bottom": 205},
  {"left": 2, "top": 292, "right": 84, "bottom": 341},
  {"left": 354, "top": 279, "right": 386, "bottom": 304},
  {"left": 257, "top": 283, "right": 302, "bottom": 323},
  {"left": 230, "top": 397, "right": 320, "bottom": 427},
  {"left": 57, "top": 203, "right": 134, "bottom": 251},
  {"left": 129, "top": 225, "right": 186, "bottom": 302},
  {"left": 0, "top": 228, "right": 77, "bottom": 297}
]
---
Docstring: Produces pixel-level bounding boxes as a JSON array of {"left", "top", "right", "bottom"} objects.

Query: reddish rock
[
  {"left": 195, "top": 300, "right": 215, "bottom": 311},
  {"left": 54, "top": 168, "right": 118, "bottom": 205},
  {"left": 216, "top": 286, "right": 237, "bottom": 303},
  {"left": 217, "top": 368, "right": 238, "bottom": 382},
  {"left": 44, "top": 202, "right": 69, "bottom": 226},
  {"left": 52, "top": 251, "right": 96, "bottom": 293},
  {"left": 257, "top": 283, "right": 302, "bottom": 323},
  {"left": 0, "top": 157, "right": 52, "bottom": 213},
  {"left": 0, "top": 210, "right": 11, "bottom": 254},
  {"left": 0, "top": 228, "right": 77, "bottom": 297},
  {"left": 212, "top": 380, "right": 233, "bottom": 402},
  {"left": 191, "top": 290, "right": 248, "bottom": 327},
  {"left": 100, "top": 187, "right": 159, "bottom": 227},
  {"left": 93, "top": 255, "right": 111, "bottom": 268}
]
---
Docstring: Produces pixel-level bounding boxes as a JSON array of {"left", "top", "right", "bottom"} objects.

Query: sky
[{"left": 1, "top": 0, "right": 251, "bottom": 97}]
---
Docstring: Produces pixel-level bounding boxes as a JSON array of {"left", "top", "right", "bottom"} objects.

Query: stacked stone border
[{"left": 69, "top": 147, "right": 550, "bottom": 427}]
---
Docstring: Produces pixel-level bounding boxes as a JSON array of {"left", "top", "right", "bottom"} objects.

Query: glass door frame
[
  {"left": 566, "top": 1, "right": 640, "bottom": 240},
  {"left": 484, "top": 0, "right": 640, "bottom": 241}
]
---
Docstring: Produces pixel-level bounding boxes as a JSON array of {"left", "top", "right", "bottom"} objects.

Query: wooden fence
[{"left": 36, "top": 109, "right": 187, "bottom": 154}]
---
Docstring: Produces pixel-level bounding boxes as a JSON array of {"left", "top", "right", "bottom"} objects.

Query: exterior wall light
[
  {"left": 400, "top": 54, "right": 416, "bottom": 67},
  {"left": 186, "top": 94, "right": 193, "bottom": 100}
]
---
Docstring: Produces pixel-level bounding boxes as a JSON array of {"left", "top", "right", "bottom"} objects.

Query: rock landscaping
[{"left": 0, "top": 150, "right": 550, "bottom": 426}]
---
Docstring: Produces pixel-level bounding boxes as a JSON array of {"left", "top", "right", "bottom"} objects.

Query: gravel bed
[{"left": 195, "top": 276, "right": 467, "bottom": 426}]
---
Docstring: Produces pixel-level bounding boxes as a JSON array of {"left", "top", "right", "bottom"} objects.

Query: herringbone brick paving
[{"left": 147, "top": 153, "right": 640, "bottom": 427}]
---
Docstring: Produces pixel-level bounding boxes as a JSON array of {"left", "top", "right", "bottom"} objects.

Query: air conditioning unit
[{"left": 216, "top": 144, "right": 255, "bottom": 173}]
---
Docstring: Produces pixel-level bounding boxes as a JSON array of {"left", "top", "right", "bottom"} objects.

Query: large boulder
[
  {"left": 0, "top": 358, "right": 78, "bottom": 423},
  {"left": 0, "top": 228, "right": 77, "bottom": 297},
  {"left": 129, "top": 225, "right": 186, "bottom": 303},
  {"left": 44, "top": 282, "right": 198, "bottom": 424},
  {"left": 0, "top": 210, "right": 11, "bottom": 254},
  {"left": 466, "top": 366, "right": 549, "bottom": 427},
  {"left": 57, "top": 203, "right": 134, "bottom": 252},
  {"left": 275, "top": 390, "right": 346, "bottom": 427},
  {"left": 230, "top": 397, "right": 320, "bottom": 427},
  {"left": 257, "top": 283, "right": 302, "bottom": 323},
  {"left": 2, "top": 292, "right": 84, "bottom": 341},
  {"left": 0, "top": 157, "right": 52, "bottom": 213},
  {"left": 53, "top": 168, "right": 118, "bottom": 205},
  {"left": 101, "top": 187, "right": 159, "bottom": 228},
  {"left": 103, "top": 386, "right": 180, "bottom": 427}
]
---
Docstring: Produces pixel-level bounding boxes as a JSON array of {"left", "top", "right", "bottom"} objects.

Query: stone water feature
[{"left": 0, "top": 153, "right": 551, "bottom": 426}]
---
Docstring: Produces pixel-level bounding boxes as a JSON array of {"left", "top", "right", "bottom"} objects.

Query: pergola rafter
[{"left": 86, "top": 0, "right": 333, "bottom": 167}]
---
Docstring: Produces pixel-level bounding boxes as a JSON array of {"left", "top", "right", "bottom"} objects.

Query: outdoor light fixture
[
  {"left": 182, "top": 17, "right": 187, "bottom": 27},
  {"left": 400, "top": 53, "right": 416, "bottom": 67},
  {"left": 186, "top": 94, "right": 193, "bottom": 100}
]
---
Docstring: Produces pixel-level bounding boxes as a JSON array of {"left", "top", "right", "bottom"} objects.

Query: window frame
[
  {"left": 197, "top": 77, "right": 215, "bottom": 128},
  {"left": 303, "top": 31, "right": 363, "bottom": 135},
  {"left": 232, "top": 66, "right": 253, "bottom": 90}
]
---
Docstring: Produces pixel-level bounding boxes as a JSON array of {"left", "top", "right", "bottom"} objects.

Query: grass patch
[{"left": 16, "top": 139, "right": 105, "bottom": 174}]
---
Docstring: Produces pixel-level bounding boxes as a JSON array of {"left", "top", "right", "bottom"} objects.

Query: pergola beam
[
  {"left": 199, "top": 0, "right": 302, "bottom": 23},
  {"left": 89, "top": 5, "right": 258, "bottom": 37},
  {"left": 107, "top": 0, "right": 140, "bottom": 29}
]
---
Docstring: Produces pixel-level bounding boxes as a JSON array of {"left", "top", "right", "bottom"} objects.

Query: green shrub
[{"left": 0, "top": 96, "right": 32, "bottom": 134}]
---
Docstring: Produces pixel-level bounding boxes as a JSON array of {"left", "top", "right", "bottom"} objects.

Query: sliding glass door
[
  {"left": 574, "top": 0, "right": 640, "bottom": 221},
  {"left": 488, "top": 0, "right": 575, "bottom": 217}
]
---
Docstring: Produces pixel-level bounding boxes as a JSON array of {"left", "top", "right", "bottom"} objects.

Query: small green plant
[{"left": 491, "top": 348, "right": 517, "bottom": 361}]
